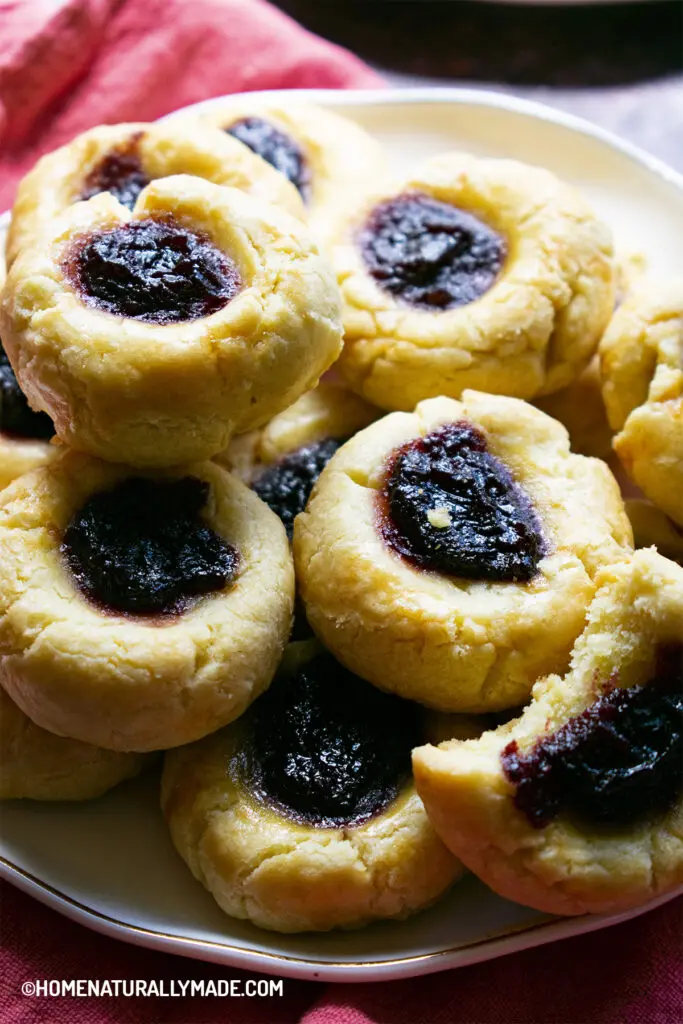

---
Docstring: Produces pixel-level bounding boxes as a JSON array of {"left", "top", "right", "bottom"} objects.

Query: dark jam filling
[
  {"left": 226, "top": 116, "right": 311, "bottom": 201},
  {"left": 0, "top": 341, "right": 54, "bottom": 440},
  {"left": 502, "top": 647, "right": 683, "bottom": 829},
  {"left": 62, "top": 218, "right": 241, "bottom": 324},
  {"left": 359, "top": 192, "right": 506, "bottom": 310},
  {"left": 61, "top": 477, "right": 239, "bottom": 617},
  {"left": 78, "top": 133, "right": 149, "bottom": 211},
  {"left": 379, "top": 422, "right": 545, "bottom": 582},
  {"left": 253, "top": 437, "right": 344, "bottom": 539},
  {"left": 238, "top": 652, "right": 419, "bottom": 828}
]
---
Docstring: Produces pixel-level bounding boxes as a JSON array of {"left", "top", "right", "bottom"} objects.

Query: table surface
[{"left": 274, "top": 0, "right": 682, "bottom": 170}]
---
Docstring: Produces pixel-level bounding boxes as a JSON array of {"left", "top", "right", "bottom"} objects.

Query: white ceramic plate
[{"left": 1, "top": 87, "right": 682, "bottom": 982}]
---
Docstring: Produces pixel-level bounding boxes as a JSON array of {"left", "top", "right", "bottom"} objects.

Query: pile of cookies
[{"left": 0, "top": 100, "right": 681, "bottom": 934}]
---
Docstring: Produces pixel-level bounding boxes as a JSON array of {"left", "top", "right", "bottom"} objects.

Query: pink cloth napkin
[
  {"left": 0, "top": 3, "right": 681, "bottom": 1022},
  {"left": 0, "top": 0, "right": 381, "bottom": 210},
  {"left": 1, "top": 881, "right": 681, "bottom": 1023}
]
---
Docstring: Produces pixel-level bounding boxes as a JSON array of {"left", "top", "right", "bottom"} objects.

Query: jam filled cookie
[
  {"left": 187, "top": 100, "right": 386, "bottom": 234},
  {"left": 5, "top": 122, "right": 305, "bottom": 266},
  {"left": 326, "top": 153, "right": 614, "bottom": 411},
  {"left": 0, "top": 176, "right": 342, "bottom": 467},
  {"left": 0, "top": 687, "right": 151, "bottom": 801},
  {"left": 161, "top": 645, "right": 464, "bottom": 933},
  {"left": 220, "top": 378, "right": 378, "bottom": 537},
  {"left": 600, "top": 279, "right": 683, "bottom": 528},
  {"left": 535, "top": 358, "right": 613, "bottom": 460},
  {"left": 0, "top": 335, "right": 57, "bottom": 490},
  {"left": 413, "top": 551, "right": 683, "bottom": 916},
  {"left": 0, "top": 451, "right": 294, "bottom": 751},
  {"left": 294, "top": 392, "right": 633, "bottom": 713},
  {"left": 626, "top": 499, "right": 683, "bottom": 565}
]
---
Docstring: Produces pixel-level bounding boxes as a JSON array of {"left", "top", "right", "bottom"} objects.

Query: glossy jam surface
[
  {"left": 239, "top": 652, "right": 419, "bottom": 828},
  {"left": 63, "top": 218, "right": 241, "bottom": 324},
  {"left": 502, "top": 648, "right": 683, "bottom": 829},
  {"left": 360, "top": 192, "right": 506, "bottom": 310},
  {"left": 78, "top": 133, "right": 149, "bottom": 211},
  {"left": 227, "top": 116, "right": 310, "bottom": 201},
  {"left": 0, "top": 341, "right": 54, "bottom": 440},
  {"left": 380, "top": 422, "right": 545, "bottom": 582},
  {"left": 62, "top": 477, "right": 239, "bottom": 616},
  {"left": 253, "top": 437, "right": 343, "bottom": 539}
]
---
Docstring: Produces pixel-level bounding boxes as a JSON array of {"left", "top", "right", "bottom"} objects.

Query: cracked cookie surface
[
  {"left": 600, "top": 278, "right": 683, "bottom": 528},
  {"left": 0, "top": 176, "right": 342, "bottom": 467},
  {"left": 161, "top": 642, "right": 464, "bottom": 933},
  {"left": 294, "top": 392, "right": 633, "bottom": 712},
  {"left": 413, "top": 550, "right": 683, "bottom": 916},
  {"left": 5, "top": 121, "right": 305, "bottom": 266},
  {"left": 326, "top": 153, "right": 614, "bottom": 411},
  {"left": 0, "top": 451, "right": 293, "bottom": 752}
]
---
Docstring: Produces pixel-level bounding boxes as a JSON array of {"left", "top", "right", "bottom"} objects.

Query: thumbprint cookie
[
  {"left": 626, "top": 499, "right": 683, "bottom": 565},
  {"left": 535, "top": 358, "right": 613, "bottom": 461},
  {"left": 326, "top": 153, "right": 614, "bottom": 411},
  {"left": 0, "top": 175, "right": 342, "bottom": 467},
  {"left": 0, "top": 256, "right": 57, "bottom": 489},
  {"left": 185, "top": 100, "right": 386, "bottom": 235},
  {"left": 0, "top": 451, "right": 294, "bottom": 752},
  {"left": 221, "top": 378, "right": 379, "bottom": 538},
  {"left": 5, "top": 121, "right": 305, "bottom": 266},
  {"left": 413, "top": 551, "right": 683, "bottom": 916},
  {"left": 0, "top": 334, "right": 58, "bottom": 491},
  {"left": 0, "top": 687, "right": 151, "bottom": 801},
  {"left": 600, "top": 278, "right": 683, "bottom": 528},
  {"left": 161, "top": 644, "right": 465, "bottom": 933},
  {"left": 294, "top": 392, "right": 633, "bottom": 713}
]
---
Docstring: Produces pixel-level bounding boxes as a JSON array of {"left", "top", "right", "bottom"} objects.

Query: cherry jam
[
  {"left": 62, "top": 477, "right": 239, "bottom": 616},
  {"left": 502, "top": 648, "right": 683, "bottom": 829},
  {"left": 237, "top": 652, "right": 419, "bottom": 828},
  {"left": 62, "top": 218, "right": 241, "bottom": 324},
  {"left": 227, "top": 116, "right": 310, "bottom": 201},
  {"left": 360, "top": 193, "right": 506, "bottom": 310},
  {"left": 379, "top": 422, "right": 545, "bottom": 582}
]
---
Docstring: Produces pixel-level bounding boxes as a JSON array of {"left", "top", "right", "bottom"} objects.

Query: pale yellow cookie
[
  {"left": 0, "top": 429, "right": 58, "bottom": 492},
  {"left": 600, "top": 278, "right": 683, "bottom": 528},
  {"left": 186, "top": 100, "right": 386, "bottom": 237},
  {"left": 0, "top": 176, "right": 342, "bottom": 467},
  {"left": 0, "top": 687, "right": 151, "bottom": 801},
  {"left": 294, "top": 393, "right": 632, "bottom": 713},
  {"left": 413, "top": 550, "right": 683, "bottom": 916},
  {"left": 0, "top": 451, "right": 294, "bottom": 752},
  {"left": 5, "top": 121, "right": 305, "bottom": 266},
  {"left": 626, "top": 498, "right": 683, "bottom": 565},
  {"left": 162, "top": 644, "right": 464, "bottom": 933},
  {"left": 325, "top": 153, "right": 614, "bottom": 410},
  {"left": 535, "top": 358, "right": 613, "bottom": 460}
]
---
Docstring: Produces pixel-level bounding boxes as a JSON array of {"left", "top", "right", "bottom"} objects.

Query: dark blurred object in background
[{"left": 273, "top": 1, "right": 683, "bottom": 168}]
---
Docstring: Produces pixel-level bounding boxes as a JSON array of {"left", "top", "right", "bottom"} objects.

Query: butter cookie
[
  {"left": 326, "top": 153, "right": 614, "bottom": 410},
  {"left": 6, "top": 121, "right": 305, "bottom": 266},
  {"left": 0, "top": 176, "right": 342, "bottom": 467},
  {"left": 535, "top": 358, "right": 613, "bottom": 460},
  {"left": 187, "top": 100, "right": 385, "bottom": 235},
  {"left": 221, "top": 378, "right": 378, "bottom": 537},
  {"left": 413, "top": 551, "right": 683, "bottom": 916},
  {"left": 294, "top": 393, "right": 632, "bottom": 712},
  {"left": 0, "top": 336, "right": 58, "bottom": 490},
  {"left": 600, "top": 279, "right": 683, "bottom": 528},
  {"left": 0, "top": 452, "right": 293, "bottom": 751},
  {"left": 0, "top": 687, "right": 151, "bottom": 801},
  {"left": 626, "top": 499, "right": 683, "bottom": 565},
  {"left": 162, "top": 644, "right": 464, "bottom": 933}
]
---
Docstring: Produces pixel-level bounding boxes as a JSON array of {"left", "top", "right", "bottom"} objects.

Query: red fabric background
[{"left": 0, "top": 2, "right": 681, "bottom": 1021}]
